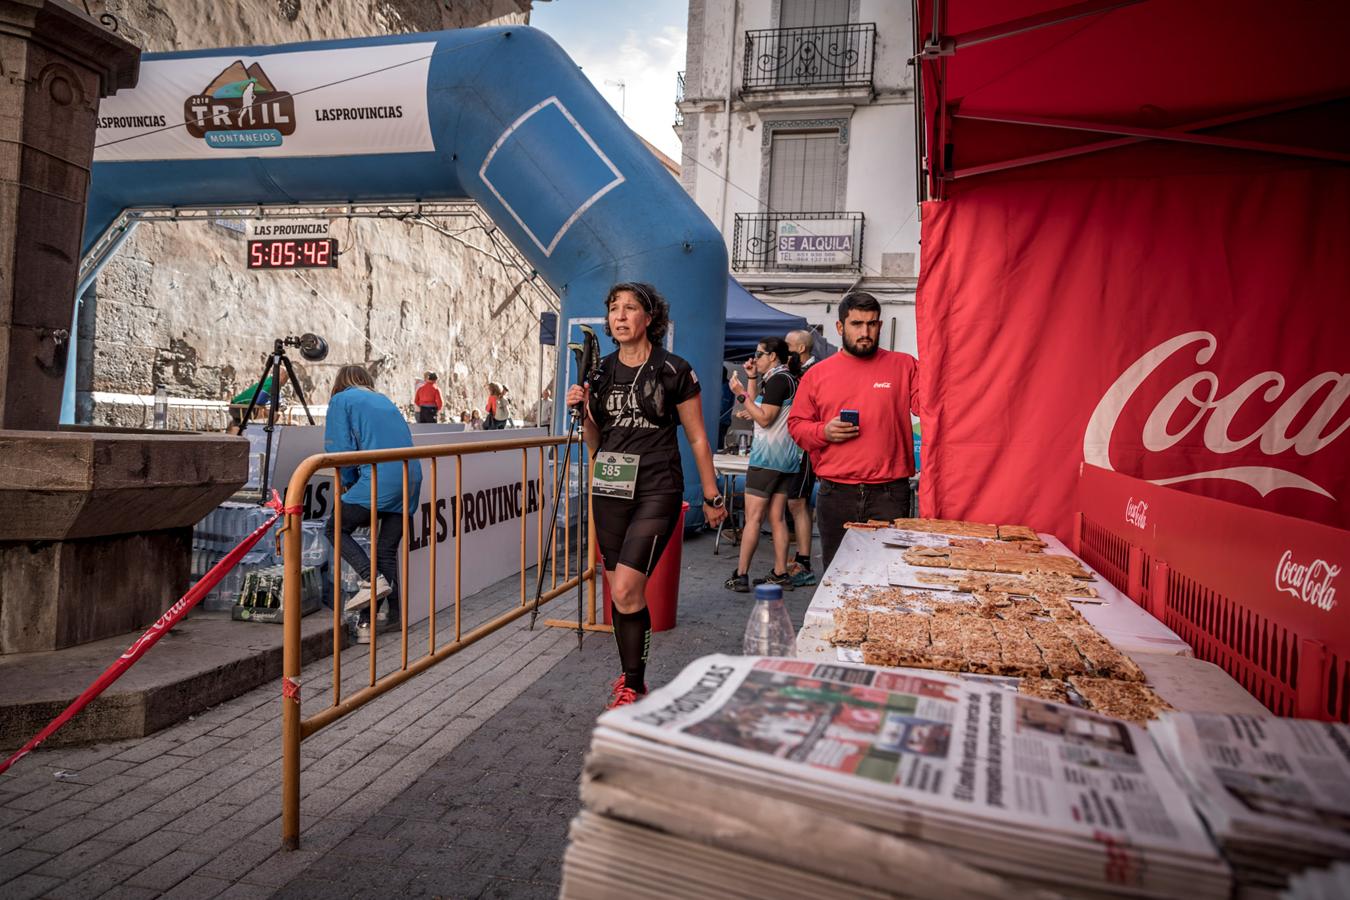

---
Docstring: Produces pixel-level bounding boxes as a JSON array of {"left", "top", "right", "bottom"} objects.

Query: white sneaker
[
  {"left": 351, "top": 613, "right": 399, "bottom": 644},
  {"left": 343, "top": 574, "right": 392, "bottom": 611}
]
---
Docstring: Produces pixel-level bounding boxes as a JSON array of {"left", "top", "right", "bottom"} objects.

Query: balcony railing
[
  {"left": 742, "top": 23, "right": 877, "bottom": 93},
  {"left": 674, "top": 70, "right": 685, "bottom": 127},
  {"left": 732, "top": 211, "right": 864, "bottom": 273}
]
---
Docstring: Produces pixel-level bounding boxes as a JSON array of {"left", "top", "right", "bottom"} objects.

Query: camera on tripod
[
  {"left": 236, "top": 333, "right": 328, "bottom": 500},
  {"left": 281, "top": 333, "right": 329, "bottom": 362}
]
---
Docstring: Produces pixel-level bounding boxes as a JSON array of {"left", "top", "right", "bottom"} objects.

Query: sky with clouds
[{"left": 530, "top": 0, "right": 688, "bottom": 160}]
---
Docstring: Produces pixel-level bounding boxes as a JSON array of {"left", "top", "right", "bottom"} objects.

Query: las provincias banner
[{"left": 916, "top": 146, "right": 1350, "bottom": 541}]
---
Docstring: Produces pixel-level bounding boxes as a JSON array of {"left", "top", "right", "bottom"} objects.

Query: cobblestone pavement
[{"left": 0, "top": 530, "right": 817, "bottom": 898}]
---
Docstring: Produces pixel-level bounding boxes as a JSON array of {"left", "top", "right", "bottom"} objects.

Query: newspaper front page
[{"left": 602, "top": 656, "right": 1220, "bottom": 866}]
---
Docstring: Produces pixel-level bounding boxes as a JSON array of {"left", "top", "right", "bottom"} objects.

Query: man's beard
[{"left": 843, "top": 334, "right": 878, "bottom": 358}]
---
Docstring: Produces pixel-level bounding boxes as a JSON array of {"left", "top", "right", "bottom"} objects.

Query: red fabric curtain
[{"left": 917, "top": 145, "right": 1350, "bottom": 539}]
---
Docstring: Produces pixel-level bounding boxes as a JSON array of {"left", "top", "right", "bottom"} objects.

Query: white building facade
[{"left": 677, "top": 0, "right": 920, "bottom": 355}]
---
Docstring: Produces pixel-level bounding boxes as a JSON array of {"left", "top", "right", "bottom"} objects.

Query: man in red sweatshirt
[{"left": 788, "top": 292, "right": 919, "bottom": 569}]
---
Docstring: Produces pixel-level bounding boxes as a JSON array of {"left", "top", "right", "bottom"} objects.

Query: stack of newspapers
[
  {"left": 563, "top": 655, "right": 1232, "bottom": 899},
  {"left": 1151, "top": 713, "right": 1350, "bottom": 895}
]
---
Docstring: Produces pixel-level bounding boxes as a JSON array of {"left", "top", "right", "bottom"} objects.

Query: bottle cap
[{"left": 754, "top": 583, "right": 782, "bottom": 601}]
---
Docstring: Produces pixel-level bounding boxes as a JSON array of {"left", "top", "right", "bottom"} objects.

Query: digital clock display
[{"left": 247, "top": 238, "right": 338, "bottom": 269}]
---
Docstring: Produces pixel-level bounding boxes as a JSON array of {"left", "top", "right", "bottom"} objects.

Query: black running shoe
[
  {"left": 753, "top": 570, "right": 794, "bottom": 590},
  {"left": 724, "top": 571, "right": 750, "bottom": 593}
]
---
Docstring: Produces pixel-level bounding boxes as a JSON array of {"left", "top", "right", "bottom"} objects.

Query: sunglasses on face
[{"left": 752, "top": 351, "right": 773, "bottom": 358}]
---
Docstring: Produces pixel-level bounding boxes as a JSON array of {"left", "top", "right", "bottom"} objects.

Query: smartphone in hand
[{"left": 840, "top": 409, "right": 860, "bottom": 428}]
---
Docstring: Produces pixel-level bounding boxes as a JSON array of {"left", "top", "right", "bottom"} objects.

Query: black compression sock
[
  {"left": 795, "top": 553, "right": 812, "bottom": 570},
  {"left": 612, "top": 606, "right": 651, "bottom": 692}
]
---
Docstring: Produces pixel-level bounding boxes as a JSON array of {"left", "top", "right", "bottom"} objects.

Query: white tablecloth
[
  {"left": 794, "top": 526, "right": 1264, "bottom": 715},
  {"left": 803, "top": 527, "right": 1191, "bottom": 657}
]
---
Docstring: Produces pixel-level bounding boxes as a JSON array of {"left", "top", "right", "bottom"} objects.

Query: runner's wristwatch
[{"left": 703, "top": 494, "right": 725, "bottom": 509}]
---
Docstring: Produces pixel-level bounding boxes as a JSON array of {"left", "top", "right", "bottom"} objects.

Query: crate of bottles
[{"left": 230, "top": 564, "right": 322, "bottom": 623}]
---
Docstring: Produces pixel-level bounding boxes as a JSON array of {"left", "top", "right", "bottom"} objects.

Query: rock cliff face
[{"left": 80, "top": 0, "right": 552, "bottom": 428}]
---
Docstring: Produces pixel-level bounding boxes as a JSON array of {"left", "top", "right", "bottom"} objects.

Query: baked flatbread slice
[
  {"left": 828, "top": 608, "right": 869, "bottom": 646},
  {"left": 998, "top": 524, "right": 1041, "bottom": 542},
  {"left": 1068, "top": 676, "right": 1174, "bottom": 724},
  {"left": 1018, "top": 677, "right": 1070, "bottom": 704},
  {"left": 891, "top": 518, "right": 999, "bottom": 539}
]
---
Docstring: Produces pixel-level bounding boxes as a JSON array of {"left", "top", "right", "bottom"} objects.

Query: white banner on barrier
[
  {"left": 270, "top": 426, "right": 558, "bottom": 626},
  {"left": 94, "top": 43, "right": 436, "bottom": 162}
]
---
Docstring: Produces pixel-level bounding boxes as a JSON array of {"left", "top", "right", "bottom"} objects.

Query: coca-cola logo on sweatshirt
[{"left": 1083, "top": 331, "right": 1348, "bottom": 500}]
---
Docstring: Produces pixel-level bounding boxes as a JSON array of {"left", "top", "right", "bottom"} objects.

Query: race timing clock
[{"left": 247, "top": 237, "right": 338, "bottom": 269}]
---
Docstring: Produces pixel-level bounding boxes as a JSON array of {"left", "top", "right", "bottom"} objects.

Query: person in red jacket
[
  {"left": 787, "top": 292, "right": 920, "bottom": 570},
  {"left": 413, "top": 371, "right": 443, "bottom": 423}
]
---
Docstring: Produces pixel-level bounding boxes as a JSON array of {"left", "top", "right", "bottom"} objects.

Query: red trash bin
[{"left": 602, "top": 501, "right": 687, "bottom": 632}]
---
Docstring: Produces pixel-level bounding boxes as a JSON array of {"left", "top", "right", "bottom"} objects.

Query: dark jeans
[
  {"left": 328, "top": 500, "right": 404, "bottom": 618},
  {"left": 416, "top": 405, "right": 438, "bottom": 423},
  {"left": 816, "top": 478, "right": 912, "bottom": 571}
]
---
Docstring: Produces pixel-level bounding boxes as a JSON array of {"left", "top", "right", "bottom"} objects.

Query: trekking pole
[{"left": 530, "top": 326, "right": 600, "bottom": 630}]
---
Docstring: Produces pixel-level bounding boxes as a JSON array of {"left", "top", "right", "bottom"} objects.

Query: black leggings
[
  {"left": 328, "top": 501, "right": 403, "bottom": 613},
  {"left": 593, "top": 492, "right": 683, "bottom": 575}
]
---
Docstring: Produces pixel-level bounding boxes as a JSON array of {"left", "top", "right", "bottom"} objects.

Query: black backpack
[{"left": 589, "top": 347, "right": 682, "bottom": 427}]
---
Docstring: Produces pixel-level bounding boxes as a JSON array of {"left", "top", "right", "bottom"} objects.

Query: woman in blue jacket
[{"left": 325, "top": 365, "right": 422, "bottom": 642}]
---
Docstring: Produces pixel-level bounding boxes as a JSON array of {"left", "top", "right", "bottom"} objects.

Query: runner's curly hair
[{"left": 604, "top": 281, "right": 670, "bottom": 346}]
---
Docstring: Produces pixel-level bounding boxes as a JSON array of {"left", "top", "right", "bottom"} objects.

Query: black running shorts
[
  {"left": 787, "top": 453, "right": 816, "bottom": 502},
  {"left": 592, "top": 492, "right": 683, "bottom": 576},
  {"left": 745, "top": 465, "right": 795, "bottom": 499}
]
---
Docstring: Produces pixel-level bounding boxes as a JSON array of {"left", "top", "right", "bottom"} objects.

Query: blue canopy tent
[{"left": 723, "top": 276, "right": 807, "bottom": 358}]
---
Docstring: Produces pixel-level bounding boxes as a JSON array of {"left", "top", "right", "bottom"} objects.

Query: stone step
[{"left": 0, "top": 609, "right": 342, "bottom": 749}]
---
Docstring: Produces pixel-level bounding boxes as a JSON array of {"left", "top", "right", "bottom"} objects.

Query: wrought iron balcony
[
  {"left": 742, "top": 23, "right": 877, "bottom": 93},
  {"left": 732, "top": 212, "right": 864, "bottom": 273},
  {"left": 674, "top": 71, "right": 685, "bottom": 127}
]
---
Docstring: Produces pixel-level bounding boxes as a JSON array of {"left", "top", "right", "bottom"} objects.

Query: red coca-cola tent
[{"left": 913, "top": 0, "right": 1350, "bottom": 538}]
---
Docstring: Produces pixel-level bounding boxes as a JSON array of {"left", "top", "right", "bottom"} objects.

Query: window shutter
[
  {"left": 779, "top": 0, "right": 850, "bottom": 29},
  {"left": 769, "top": 131, "right": 840, "bottom": 213}
]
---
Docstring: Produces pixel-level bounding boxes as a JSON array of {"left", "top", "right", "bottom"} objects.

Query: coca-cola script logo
[
  {"left": 1084, "top": 332, "right": 1347, "bottom": 499},
  {"left": 1125, "top": 498, "right": 1148, "bottom": 530},
  {"left": 1275, "top": 551, "right": 1340, "bottom": 611}
]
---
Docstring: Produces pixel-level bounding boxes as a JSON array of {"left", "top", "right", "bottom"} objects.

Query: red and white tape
[{"left": 0, "top": 492, "right": 301, "bottom": 774}]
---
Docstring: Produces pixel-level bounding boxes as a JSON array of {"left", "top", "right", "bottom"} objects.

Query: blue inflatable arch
[{"left": 84, "top": 26, "right": 727, "bottom": 510}]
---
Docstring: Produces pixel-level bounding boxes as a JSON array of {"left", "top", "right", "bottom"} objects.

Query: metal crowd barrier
[{"left": 278, "top": 434, "right": 597, "bottom": 849}]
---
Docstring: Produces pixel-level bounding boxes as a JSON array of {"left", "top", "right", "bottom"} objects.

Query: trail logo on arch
[
  {"left": 94, "top": 43, "right": 435, "bottom": 161},
  {"left": 185, "top": 61, "right": 296, "bottom": 149}
]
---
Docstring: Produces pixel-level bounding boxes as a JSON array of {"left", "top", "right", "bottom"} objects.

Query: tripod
[{"left": 237, "top": 338, "right": 316, "bottom": 501}]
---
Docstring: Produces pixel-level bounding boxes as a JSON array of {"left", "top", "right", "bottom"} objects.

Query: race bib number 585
[{"left": 592, "top": 452, "right": 640, "bottom": 499}]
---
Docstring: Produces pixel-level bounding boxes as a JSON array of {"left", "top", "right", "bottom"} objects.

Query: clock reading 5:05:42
[{"left": 246, "top": 238, "right": 339, "bottom": 269}]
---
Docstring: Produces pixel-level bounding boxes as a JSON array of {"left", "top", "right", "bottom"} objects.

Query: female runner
[{"left": 566, "top": 282, "right": 727, "bottom": 708}]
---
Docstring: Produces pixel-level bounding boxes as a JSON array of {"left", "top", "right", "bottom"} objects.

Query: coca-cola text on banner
[{"left": 917, "top": 147, "right": 1350, "bottom": 538}]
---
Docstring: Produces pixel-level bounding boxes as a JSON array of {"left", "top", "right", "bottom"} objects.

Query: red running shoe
[{"left": 606, "top": 674, "right": 646, "bottom": 710}]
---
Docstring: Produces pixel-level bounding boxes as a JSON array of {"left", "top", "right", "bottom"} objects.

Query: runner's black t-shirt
[
  {"left": 760, "top": 370, "right": 793, "bottom": 408},
  {"left": 595, "top": 352, "right": 701, "bottom": 495}
]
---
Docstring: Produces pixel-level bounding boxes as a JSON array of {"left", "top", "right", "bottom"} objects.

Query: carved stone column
[
  {"left": 0, "top": 0, "right": 138, "bottom": 429},
  {"left": 0, "top": 6, "right": 248, "bottom": 660}
]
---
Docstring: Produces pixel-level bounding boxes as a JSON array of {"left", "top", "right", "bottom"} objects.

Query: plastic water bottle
[
  {"left": 152, "top": 385, "right": 169, "bottom": 430},
  {"left": 737, "top": 432, "right": 750, "bottom": 456},
  {"left": 743, "top": 583, "right": 796, "bottom": 657}
]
